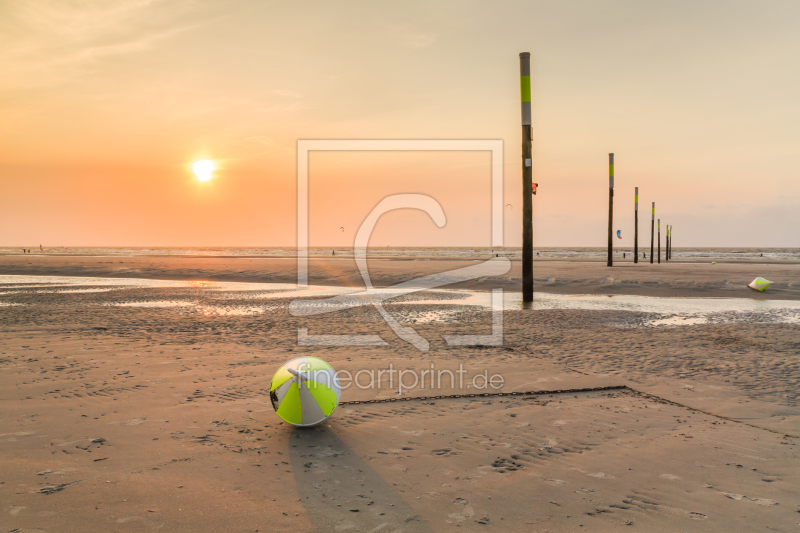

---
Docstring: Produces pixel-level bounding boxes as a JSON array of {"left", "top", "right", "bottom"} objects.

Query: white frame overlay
[{"left": 295, "top": 139, "right": 505, "bottom": 349}]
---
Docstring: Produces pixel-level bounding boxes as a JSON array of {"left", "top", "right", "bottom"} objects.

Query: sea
[{"left": 0, "top": 247, "right": 797, "bottom": 262}]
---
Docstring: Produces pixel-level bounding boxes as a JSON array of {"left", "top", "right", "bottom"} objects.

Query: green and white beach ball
[{"left": 269, "top": 356, "right": 341, "bottom": 427}]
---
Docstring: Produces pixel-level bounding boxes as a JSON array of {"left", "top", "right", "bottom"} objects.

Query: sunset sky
[{"left": 1, "top": 0, "right": 798, "bottom": 248}]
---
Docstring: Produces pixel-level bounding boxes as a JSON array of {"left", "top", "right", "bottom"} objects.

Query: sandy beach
[
  {"left": 1, "top": 255, "right": 798, "bottom": 532},
  {"left": 4, "top": 0, "right": 800, "bottom": 530}
]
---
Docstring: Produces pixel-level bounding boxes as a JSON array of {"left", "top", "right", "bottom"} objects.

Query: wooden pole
[
  {"left": 658, "top": 219, "right": 661, "bottom": 264},
  {"left": 650, "top": 202, "right": 655, "bottom": 264},
  {"left": 634, "top": 187, "right": 639, "bottom": 263},
  {"left": 667, "top": 224, "right": 672, "bottom": 261},
  {"left": 607, "top": 153, "right": 614, "bottom": 267},
  {"left": 666, "top": 225, "right": 670, "bottom": 261},
  {"left": 520, "top": 52, "right": 533, "bottom": 302}
]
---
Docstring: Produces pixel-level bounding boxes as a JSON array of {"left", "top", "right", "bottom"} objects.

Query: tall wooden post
[
  {"left": 634, "top": 187, "right": 639, "bottom": 263},
  {"left": 520, "top": 52, "right": 533, "bottom": 302},
  {"left": 667, "top": 224, "right": 672, "bottom": 261},
  {"left": 607, "top": 153, "right": 614, "bottom": 267},
  {"left": 658, "top": 219, "right": 661, "bottom": 264},
  {"left": 650, "top": 202, "right": 655, "bottom": 264}
]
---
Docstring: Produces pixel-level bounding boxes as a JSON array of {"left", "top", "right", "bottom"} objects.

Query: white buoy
[{"left": 748, "top": 277, "right": 772, "bottom": 292}]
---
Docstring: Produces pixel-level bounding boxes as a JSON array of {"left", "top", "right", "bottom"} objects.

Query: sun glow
[{"left": 192, "top": 160, "right": 216, "bottom": 182}]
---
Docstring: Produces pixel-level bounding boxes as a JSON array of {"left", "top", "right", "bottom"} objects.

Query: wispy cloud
[{"left": 0, "top": 0, "right": 209, "bottom": 92}]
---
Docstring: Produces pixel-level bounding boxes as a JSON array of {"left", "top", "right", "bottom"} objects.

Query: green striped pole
[
  {"left": 520, "top": 52, "right": 533, "bottom": 302},
  {"left": 634, "top": 187, "right": 639, "bottom": 263},
  {"left": 607, "top": 153, "right": 614, "bottom": 267},
  {"left": 650, "top": 202, "right": 655, "bottom": 264},
  {"left": 658, "top": 219, "right": 661, "bottom": 264},
  {"left": 668, "top": 225, "right": 672, "bottom": 260}
]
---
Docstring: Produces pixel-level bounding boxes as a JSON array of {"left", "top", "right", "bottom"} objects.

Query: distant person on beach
[
  {"left": 332, "top": 250, "right": 335, "bottom": 256},
  {"left": 623, "top": 253, "right": 626, "bottom": 259},
  {"left": 643, "top": 252, "right": 646, "bottom": 259},
  {"left": 40, "top": 244, "right": 43, "bottom": 251}
]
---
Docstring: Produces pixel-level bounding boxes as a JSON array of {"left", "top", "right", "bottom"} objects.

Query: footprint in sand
[
  {"left": 625, "top": 497, "right": 707, "bottom": 520},
  {"left": 431, "top": 449, "right": 457, "bottom": 456},
  {"left": 491, "top": 458, "right": 523, "bottom": 472},
  {"left": 446, "top": 503, "right": 474, "bottom": 524},
  {"left": 748, "top": 499, "right": 778, "bottom": 506},
  {"left": 538, "top": 437, "right": 558, "bottom": 448},
  {"left": 725, "top": 493, "right": 778, "bottom": 506},
  {"left": 76, "top": 438, "right": 106, "bottom": 451}
]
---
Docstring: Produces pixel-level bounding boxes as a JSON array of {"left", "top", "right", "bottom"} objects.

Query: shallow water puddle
[
  {"left": 648, "top": 315, "right": 710, "bottom": 327},
  {"left": 458, "top": 291, "right": 800, "bottom": 327},
  {"left": 108, "top": 300, "right": 272, "bottom": 316},
  {"left": 112, "top": 300, "right": 197, "bottom": 308},
  {"left": 2, "top": 274, "right": 799, "bottom": 326}
]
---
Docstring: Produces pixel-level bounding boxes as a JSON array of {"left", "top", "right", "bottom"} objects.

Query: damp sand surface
[
  {"left": 4, "top": 275, "right": 800, "bottom": 326},
  {"left": 1, "top": 254, "right": 799, "bottom": 300},
  {"left": 1, "top": 266, "right": 799, "bottom": 532}
]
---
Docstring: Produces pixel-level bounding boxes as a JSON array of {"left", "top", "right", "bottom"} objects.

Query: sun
[{"left": 192, "top": 160, "right": 216, "bottom": 182}]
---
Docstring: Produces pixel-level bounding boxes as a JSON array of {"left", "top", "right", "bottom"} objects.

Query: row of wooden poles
[
  {"left": 606, "top": 152, "right": 672, "bottom": 268},
  {"left": 520, "top": 53, "right": 673, "bottom": 302}
]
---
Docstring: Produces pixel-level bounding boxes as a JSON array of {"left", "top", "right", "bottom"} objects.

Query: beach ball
[{"left": 269, "top": 356, "right": 341, "bottom": 427}]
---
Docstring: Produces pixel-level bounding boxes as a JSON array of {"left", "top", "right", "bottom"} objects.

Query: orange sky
[{"left": 1, "top": 0, "right": 798, "bottom": 248}]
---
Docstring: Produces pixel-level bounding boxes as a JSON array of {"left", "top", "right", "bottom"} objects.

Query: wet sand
[
  {"left": 1, "top": 253, "right": 799, "bottom": 299},
  {"left": 1, "top": 259, "right": 799, "bottom": 532}
]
